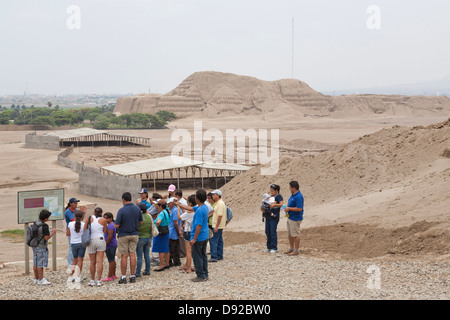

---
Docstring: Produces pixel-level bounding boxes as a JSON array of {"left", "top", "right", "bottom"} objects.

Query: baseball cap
[
  {"left": 168, "top": 184, "right": 176, "bottom": 192},
  {"left": 69, "top": 197, "right": 80, "bottom": 203},
  {"left": 139, "top": 188, "right": 148, "bottom": 194},
  {"left": 211, "top": 189, "right": 222, "bottom": 197},
  {"left": 152, "top": 198, "right": 162, "bottom": 204},
  {"left": 167, "top": 197, "right": 176, "bottom": 204}
]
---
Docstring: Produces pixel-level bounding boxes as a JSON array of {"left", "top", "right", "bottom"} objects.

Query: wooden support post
[
  {"left": 52, "top": 220, "right": 57, "bottom": 271},
  {"left": 215, "top": 170, "right": 218, "bottom": 189},
  {"left": 24, "top": 223, "right": 29, "bottom": 275},
  {"left": 201, "top": 168, "right": 204, "bottom": 189}
]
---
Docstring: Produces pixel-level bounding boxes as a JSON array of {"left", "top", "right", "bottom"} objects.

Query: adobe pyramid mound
[{"left": 114, "top": 71, "right": 450, "bottom": 118}]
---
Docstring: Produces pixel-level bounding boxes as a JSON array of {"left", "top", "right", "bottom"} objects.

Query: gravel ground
[{"left": 0, "top": 242, "right": 448, "bottom": 300}]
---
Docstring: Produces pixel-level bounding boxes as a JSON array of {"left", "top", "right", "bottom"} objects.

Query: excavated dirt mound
[{"left": 222, "top": 118, "right": 450, "bottom": 211}]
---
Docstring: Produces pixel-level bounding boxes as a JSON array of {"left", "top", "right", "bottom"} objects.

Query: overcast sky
[{"left": 0, "top": 0, "right": 449, "bottom": 95}]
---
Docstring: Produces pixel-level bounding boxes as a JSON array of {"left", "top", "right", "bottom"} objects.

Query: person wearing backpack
[
  {"left": 209, "top": 189, "right": 226, "bottom": 262},
  {"left": 31, "top": 209, "right": 56, "bottom": 285},
  {"left": 135, "top": 202, "right": 153, "bottom": 277}
]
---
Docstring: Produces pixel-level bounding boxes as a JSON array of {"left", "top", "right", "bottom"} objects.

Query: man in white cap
[{"left": 209, "top": 189, "right": 227, "bottom": 262}]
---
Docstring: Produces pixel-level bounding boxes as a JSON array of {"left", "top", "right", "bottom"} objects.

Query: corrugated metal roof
[
  {"left": 101, "top": 156, "right": 250, "bottom": 177},
  {"left": 44, "top": 128, "right": 108, "bottom": 139},
  {"left": 102, "top": 156, "right": 203, "bottom": 177},
  {"left": 197, "top": 162, "right": 251, "bottom": 171},
  {"left": 43, "top": 128, "right": 151, "bottom": 144}
]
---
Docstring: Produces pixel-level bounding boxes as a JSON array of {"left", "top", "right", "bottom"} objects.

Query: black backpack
[{"left": 26, "top": 222, "right": 44, "bottom": 247}]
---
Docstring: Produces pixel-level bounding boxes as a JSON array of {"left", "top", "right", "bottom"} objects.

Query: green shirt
[
  {"left": 138, "top": 213, "right": 152, "bottom": 238},
  {"left": 208, "top": 202, "right": 215, "bottom": 226}
]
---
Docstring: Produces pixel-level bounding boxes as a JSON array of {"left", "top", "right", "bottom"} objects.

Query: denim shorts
[
  {"left": 183, "top": 231, "right": 192, "bottom": 242},
  {"left": 71, "top": 243, "right": 86, "bottom": 259},
  {"left": 105, "top": 246, "right": 117, "bottom": 263}
]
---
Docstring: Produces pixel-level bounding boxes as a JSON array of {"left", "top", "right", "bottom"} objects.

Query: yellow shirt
[{"left": 212, "top": 199, "right": 227, "bottom": 229}]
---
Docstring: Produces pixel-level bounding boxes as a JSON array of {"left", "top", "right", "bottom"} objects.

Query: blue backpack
[{"left": 226, "top": 206, "right": 233, "bottom": 225}]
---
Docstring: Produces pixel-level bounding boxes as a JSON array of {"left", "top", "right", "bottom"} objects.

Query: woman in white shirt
[
  {"left": 83, "top": 207, "right": 107, "bottom": 287},
  {"left": 178, "top": 194, "right": 196, "bottom": 273},
  {"left": 66, "top": 210, "right": 85, "bottom": 283}
]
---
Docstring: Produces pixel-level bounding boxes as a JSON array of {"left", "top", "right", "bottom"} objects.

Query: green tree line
[{"left": 0, "top": 105, "right": 176, "bottom": 129}]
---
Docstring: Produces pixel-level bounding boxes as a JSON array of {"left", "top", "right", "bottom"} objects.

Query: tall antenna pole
[{"left": 292, "top": 16, "right": 294, "bottom": 79}]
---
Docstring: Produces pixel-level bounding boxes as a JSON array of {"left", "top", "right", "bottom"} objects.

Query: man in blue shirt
[
  {"left": 136, "top": 188, "right": 151, "bottom": 210},
  {"left": 189, "top": 189, "right": 209, "bottom": 282},
  {"left": 64, "top": 197, "right": 79, "bottom": 267},
  {"left": 115, "top": 192, "right": 143, "bottom": 284},
  {"left": 167, "top": 198, "right": 182, "bottom": 267},
  {"left": 284, "top": 181, "right": 304, "bottom": 256}
]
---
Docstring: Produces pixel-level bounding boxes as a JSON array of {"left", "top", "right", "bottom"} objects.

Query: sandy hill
[
  {"left": 221, "top": 119, "right": 450, "bottom": 259},
  {"left": 114, "top": 71, "right": 450, "bottom": 118}
]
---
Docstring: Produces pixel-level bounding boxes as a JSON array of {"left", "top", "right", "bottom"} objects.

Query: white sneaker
[
  {"left": 75, "top": 277, "right": 82, "bottom": 283},
  {"left": 33, "top": 278, "right": 39, "bottom": 285},
  {"left": 270, "top": 249, "right": 278, "bottom": 254},
  {"left": 97, "top": 280, "right": 103, "bottom": 287},
  {"left": 88, "top": 280, "right": 95, "bottom": 287},
  {"left": 67, "top": 276, "right": 74, "bottom": 283},
  {"left": 38, "top": 278, "right": 51, "bottom": 285},
  {"left": 263, "top": 249, "right": 270, "bottom": 253}
]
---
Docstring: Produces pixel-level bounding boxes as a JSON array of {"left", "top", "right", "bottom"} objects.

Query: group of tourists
[{"left": 29, "top": 180, "right": 304, "bottom": 287}]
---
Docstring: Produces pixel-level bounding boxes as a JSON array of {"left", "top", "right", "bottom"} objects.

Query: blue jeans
[
  {"left": 192, "top": 239, "right": 208, "bottom": 279},
  {"left": 136, "top": 237, "right": 151, "bottom": 276},
  {"left": 67, "top": 236, "right": 73, "bottom": 267},
  {"left": 210, "top": 229, "right": 223, "bottom": 261},
  {"left": 265, "top": 216, "right": 279, "bottom": 250}
]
